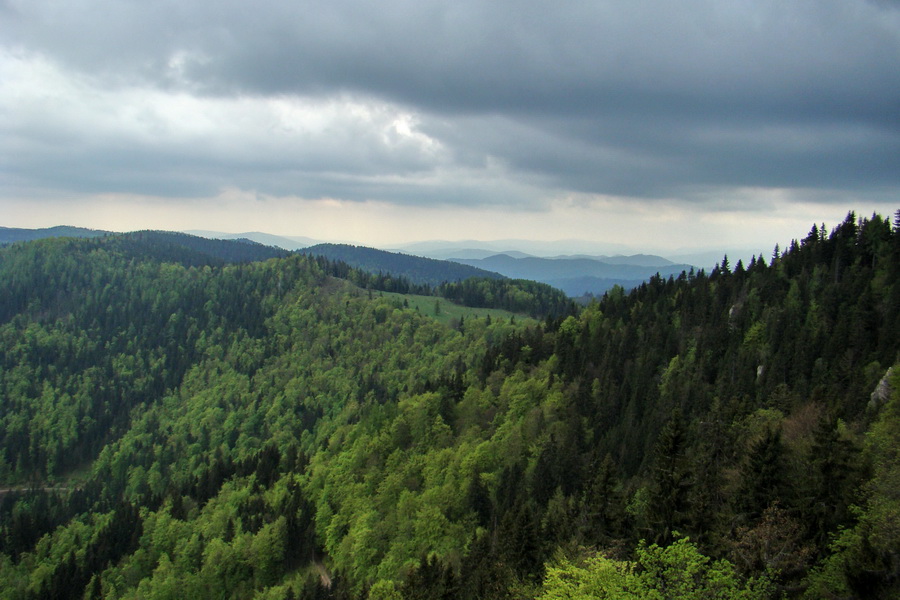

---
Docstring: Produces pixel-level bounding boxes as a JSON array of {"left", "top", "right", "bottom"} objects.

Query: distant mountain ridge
[
  {"left": 5, "top": 226, "right": 760, "bottom": 271},
  {"left": 449, "top": 253, "right": 694, "bottom": 297},
  {"left": 300, "top": 243, "right": 504, "bottom": 287},
  {"left": 5, "top": 226, "right": 720, "bottom": 296},
  {"left": 114, "top": 230, "right": 290, "bottom": 265},
  {"left": 548, "top": 253, "right": 675, "bottom": 267},
  {"left": 399, "top": 240, "right": 766, "bottom": 271},
  {"left": 0, "top": 225, "right": 111, "bottom": 244},
  {"left": 396, "top": 238, "right": 633, "bottom": 257},
  {"left": 184, "top": 230, "right": 320, "bottom": 250}
]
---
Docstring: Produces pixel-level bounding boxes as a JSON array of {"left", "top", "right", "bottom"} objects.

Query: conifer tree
[
  {"left": 647, "top": 410, "right": 691, "bottom": 545},
  {"left": 739, "top": 427, "right": 787, "bottom": 521}
]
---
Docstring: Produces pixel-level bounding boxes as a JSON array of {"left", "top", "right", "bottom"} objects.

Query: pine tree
[
  {"left": 803, "top": 415, "right": 860, "bottom": 550},
  {"left": 581, "top": 453, "right": 624, "bottom": 544},
  {"left": 647, "top": 410, "right": 691, "bottom": 545},
  {"left": 739, "top": 427, "right": 787, "bottom": 521}
]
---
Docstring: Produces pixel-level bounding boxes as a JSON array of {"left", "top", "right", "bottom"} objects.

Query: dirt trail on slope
[{"left": 313, "top": 560, "right": 332, "bottom": 589}]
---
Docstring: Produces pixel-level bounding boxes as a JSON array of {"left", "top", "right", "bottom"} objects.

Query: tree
[
  {"left": 730, "top": 503, "right": 813, "bottom": 595},
  {"left": 802, "top": 415, "right": 860, "bottom": 551},
  {"left": 498, "top": 500, "right": 543, "bottom": 579},
  {"left": 647, "top": 411, "right": 692, "bottom": 544},
  {"left": 581, "top": 454, "right": 624, "bottom": 545},
  {"left": 802, "top": 367, "right": 900, "bottom": 599},
  {"left": 738, "top": 427, "right": 786, "bottom": 521},
  {"left": 538, "top": 537, "right": 772, "bottom": 600},
  {"left": 369, "top": 579, "right": 403, "bottom": 600}
]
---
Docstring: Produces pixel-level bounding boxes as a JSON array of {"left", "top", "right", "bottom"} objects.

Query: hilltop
[{"left": 299, "top": 243, "right": 504, "bottom": 287}]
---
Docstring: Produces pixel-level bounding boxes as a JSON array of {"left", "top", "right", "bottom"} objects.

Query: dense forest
[
  {"left": 0, "top": 211, "right": 898, "bottom": 599},
  {"left": 298, "top": 244, "right": 504, "bottom": 287},
  {"left": 0, "top": 226, "right": 110, "bottom": 245}
]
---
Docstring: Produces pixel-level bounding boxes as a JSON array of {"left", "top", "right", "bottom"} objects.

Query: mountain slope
[
  {"left": 300, "top": 243, "right": 505, "bottom": 286},
  {"left": 451, "top": 253, "right": 694, "bottom": 296},
  {"left": 0, "top": 225, "right": 110, "bottom": 244},
  {"left": 111, "top": 230, "right": 291, "bottom": 266},
  {"left": 0, "top": 212, "right": 898, "bottom": 599}
]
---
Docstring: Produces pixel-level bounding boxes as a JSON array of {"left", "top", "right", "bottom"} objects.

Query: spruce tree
[{"left": 647, "top": 410, "right": 691, "bottom": 545}]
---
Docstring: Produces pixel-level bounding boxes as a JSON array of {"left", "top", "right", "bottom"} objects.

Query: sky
[{"left": 2, "top": 0, "right": 899, "bottom": 255}]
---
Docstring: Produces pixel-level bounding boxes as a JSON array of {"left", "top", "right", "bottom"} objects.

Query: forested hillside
[
  {"left": 0, "top": 226, "right": 111, "bottom": 245},
  {"left": 300, "top": 244, "right": 504, "bottom": 287},
  {"left": 0, "top": 212, "right": 898, "bottom": 599},
  {"left": 302, "top": 248, "right": 574, "bottom": 319}
]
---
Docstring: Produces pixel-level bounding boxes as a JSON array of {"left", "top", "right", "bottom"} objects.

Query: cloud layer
[{"left": 2, "top": 0, "right": 899, "bottom": 245}]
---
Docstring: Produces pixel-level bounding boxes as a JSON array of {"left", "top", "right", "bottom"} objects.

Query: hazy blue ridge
[
  {"left": 184, "top": 230, "right": 321, "bottom": 250},
  {"left": 450, "top": 254, "right": 694, "bottom": 296}
]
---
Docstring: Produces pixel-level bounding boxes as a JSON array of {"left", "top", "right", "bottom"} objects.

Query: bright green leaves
[{"left": 539, "top": 538, "right": 772, "bottom": 600}]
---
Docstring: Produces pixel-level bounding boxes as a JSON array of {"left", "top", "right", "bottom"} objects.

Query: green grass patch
[{"left": 377, "top": 291, "right": 531, "bottom": 327}]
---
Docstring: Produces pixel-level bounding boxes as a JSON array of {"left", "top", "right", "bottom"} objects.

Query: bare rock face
[{"left": 869, "top": 367, "right": 895, "bottom": 412}]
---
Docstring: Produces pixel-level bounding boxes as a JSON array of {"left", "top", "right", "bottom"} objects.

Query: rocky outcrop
[{"left": 869, "top": 367, "right": 895, "bottom": 412}]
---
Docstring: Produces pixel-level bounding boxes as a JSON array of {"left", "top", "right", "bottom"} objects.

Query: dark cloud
[{"left": 2, "top": 0, "right": 899, "bottom": 206}]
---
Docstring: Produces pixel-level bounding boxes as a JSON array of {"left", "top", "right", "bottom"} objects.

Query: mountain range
[
  {"left": 447, "top": 253, "right": 695, "bottom": 297},
  {"left": 0, "top": 225, "right": 753, "bottom": 298},
  {"left": 0, "top": 225, "right": 109, "bottom": 244},
  {"left": 298, "top": 243, "right": 504, "bottom": 287},
  {"left": 184, "top": 230, "right": 320, "bottom": 250}
]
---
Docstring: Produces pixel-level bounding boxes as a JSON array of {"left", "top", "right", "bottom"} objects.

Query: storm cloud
[{"left": 2, "top": 0, "right": 899, "bottom": 246}]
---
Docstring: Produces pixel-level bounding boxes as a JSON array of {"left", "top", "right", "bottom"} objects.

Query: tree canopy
[{"left": 0, "top": 211, "right": 898, "bottom": 599}]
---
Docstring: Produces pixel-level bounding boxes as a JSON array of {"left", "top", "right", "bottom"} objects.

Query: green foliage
[
  {"left": 437, "top": 276, "right": 575, "bottom": 318},
  {"left": 539, "top": 537, "right": 773, "bottom": 600},
  {"left": 301, "top": 243, "right": 502, "bottom": 287},
  {"left": 379, "top": 291, "right": 525, "bottom": 327},
  {"left": 303, "top": 246, "right": 573, "bottom": 318},
  {"left": 1, "top": 213, "right": 899, "bottom": 598},
  {"left": 802, "top": 367, "right": 900, "bottom": 599},
  {"left": 368, "top": 579, "right": 402, "bottom": 600}
]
